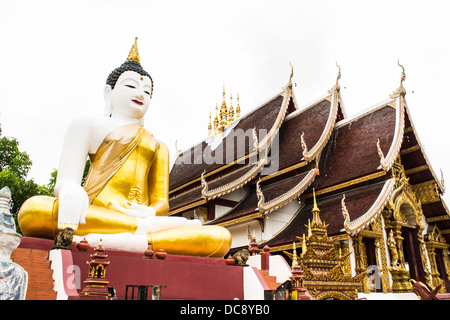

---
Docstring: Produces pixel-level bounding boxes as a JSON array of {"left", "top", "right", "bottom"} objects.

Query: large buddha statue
[{"left": 18, "top": 38, "right": 231, "bottom": 257}]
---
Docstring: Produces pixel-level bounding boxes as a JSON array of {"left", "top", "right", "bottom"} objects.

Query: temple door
[{"left": 402, "top": 227, "right": 426, "bottom": 283}]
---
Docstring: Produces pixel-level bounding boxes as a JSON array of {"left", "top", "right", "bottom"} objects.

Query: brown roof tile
[{"left": 313, "top": 105, "right": 396, "bottom": 190}]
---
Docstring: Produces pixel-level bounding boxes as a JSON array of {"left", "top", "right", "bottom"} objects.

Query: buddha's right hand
[
  {"left": 57, "top": 184, "right": 88, "bottom": 230},
  {"left": 107, "top": 199, "right": 156, "bottom": 218}
]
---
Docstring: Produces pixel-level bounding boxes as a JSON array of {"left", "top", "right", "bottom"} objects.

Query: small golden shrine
[
  {"left": 79, "top": 240, "right": 111, "bottom": 298},
  {"left": 285, "top": 190, "right": 366, "bottom": 300}
]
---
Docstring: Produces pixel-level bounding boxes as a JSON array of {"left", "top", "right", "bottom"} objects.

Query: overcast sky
[{"left": 0, "top": 0, "right": 449, "bottom": 205}]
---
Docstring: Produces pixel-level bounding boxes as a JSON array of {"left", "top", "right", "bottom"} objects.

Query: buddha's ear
[{"left": 104, "top": 85, "right": 112, "bottom": 117}]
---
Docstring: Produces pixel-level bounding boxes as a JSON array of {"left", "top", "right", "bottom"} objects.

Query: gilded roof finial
[
  {"left": 127, "top": 37, "right": 140, "bottom": 63},
  {"left": 288, "top": 61, "right": 294, "bottom": 87},
  {"left": 335, "top": 61, "right": 341, "bottom": 91},
  {"left": 398, "top": 59, "right": 406, "bottom": 91},
  {"left": 390, "top": 59, "right": 407, "bottom": 98}
]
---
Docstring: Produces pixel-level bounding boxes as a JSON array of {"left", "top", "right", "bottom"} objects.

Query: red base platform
[{"left": 17, "top": 237, "right": 244, "bottom": 300}]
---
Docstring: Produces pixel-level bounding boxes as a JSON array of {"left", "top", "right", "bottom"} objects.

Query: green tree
[{"left": 0, "top": 136, "right": 52, "bottom": 232}]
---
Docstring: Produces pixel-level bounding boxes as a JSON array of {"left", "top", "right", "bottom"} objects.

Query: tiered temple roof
[{"left": 168, "top": 64, "right": 449, "bottom": 253}]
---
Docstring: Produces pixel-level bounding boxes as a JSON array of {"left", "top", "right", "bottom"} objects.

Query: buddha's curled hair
[{"left": 106, "top": 60, "right": 153, "bottom": 97}]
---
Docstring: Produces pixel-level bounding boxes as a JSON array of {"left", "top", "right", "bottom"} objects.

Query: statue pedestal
[{"left": 15, "top": 237, "right": 244, "bottom": 300}]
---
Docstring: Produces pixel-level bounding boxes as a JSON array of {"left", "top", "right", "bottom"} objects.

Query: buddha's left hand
[{"left": 107, "top": 199, "right": 156, "bottom": 218}]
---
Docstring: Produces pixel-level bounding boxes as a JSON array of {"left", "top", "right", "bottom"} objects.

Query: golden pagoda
[
  {"left": 208, "top": 86, "right": 241, "bottom": 136},
  {"left": 285, "top": 190, "right": 365, "bottom": 300}
]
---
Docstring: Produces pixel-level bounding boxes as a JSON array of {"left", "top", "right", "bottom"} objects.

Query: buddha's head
[{"left": 104, "top": 38, "right": 153, "bottom": 126}]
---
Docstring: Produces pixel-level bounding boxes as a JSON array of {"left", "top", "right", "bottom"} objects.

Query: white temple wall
[
  {"left": 228, "top": 220, "right": 262, "bottom": 248},
  {"left": 262, "top": 200, "right": 301, "bottom": 241}
]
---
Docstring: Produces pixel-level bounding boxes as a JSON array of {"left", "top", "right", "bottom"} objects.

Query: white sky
[{"left": 0, "top": 0, "right": 449, "bottom": 205}]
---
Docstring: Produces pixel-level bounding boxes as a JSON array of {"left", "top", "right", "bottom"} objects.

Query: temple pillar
[{"left": 389, "top": 223, "right": 412, "bottom": 292}]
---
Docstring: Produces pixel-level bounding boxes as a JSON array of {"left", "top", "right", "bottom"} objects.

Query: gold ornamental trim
[
  {"left": 259, "top": 160, "right": 308, "bottom": 182},
  {"left": 169, "top": 199, "right": 207, "bottom": 215},
  {"left": 216, "top": 212, "right": 263, "bottom": 227},
  {"left": 302, "top": 171, "right": 387, "bottom": 199},
  {"left": 425, "top": 215, "right": 450, "bottom": 223}
]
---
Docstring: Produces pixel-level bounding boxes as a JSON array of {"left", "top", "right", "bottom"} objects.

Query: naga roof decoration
[
  {"left": 256, "top": 166, "right": 319, "bottom": 214},
  {"left": 341, "top": 178, "right": 396, "bottom": 235},
  {"left": 201, "top": 153, "right": 268, "bottom": 200},
  {"left": 301, "top": 71, "right": 341, "bottom": 162},
  {"left": 376, "top": 63, "right": 407, "bottom": 172}
]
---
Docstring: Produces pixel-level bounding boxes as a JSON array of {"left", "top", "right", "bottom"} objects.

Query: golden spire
[
  {"left": 292, "top": 242, "right": 298, "bottom": 267},
  {"left": 301, "top": 234, "right": 307, "bottom": 257},
  {"left": 311, "top": 188, "right": 322, "bottom": 227},
  {"left": 228, "top": 89, "right": 235, "bottom": 124},
  {"left": 214, "top": 103, "right": 219, "bottom": 131},
  {"left": 219, "top": 84, "right": 228, "bottom": 131},
  {"left": 208, "top": 110, "right": 212, "bottom": 136},
  {"left": 236, "top": 91, "right": 241, "bottom": 119},
  {"left": 127, "top": 37, "right": 141, "bottom": 63},
  {"left": 307, "top": 219, "right": 312, "bottom": 238}
]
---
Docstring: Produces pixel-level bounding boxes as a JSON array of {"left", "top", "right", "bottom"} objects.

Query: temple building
[{"left": 168, "top": 64, "right": 450, "bottom": 296}]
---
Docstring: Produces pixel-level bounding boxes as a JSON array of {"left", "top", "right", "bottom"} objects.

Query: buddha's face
[{"left": 108, "top": 70, "right": 152, "bottom": 121}]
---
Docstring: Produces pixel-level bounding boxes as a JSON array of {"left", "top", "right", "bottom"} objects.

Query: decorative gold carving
[
  {"left": 424, "top": 226, "right": 449, "bottom": 293},
  {"left": 412, "top": 180, "right": 440, "bottom": 205},
  {"left": 387, "top": 230, "right": 400, "bottom": 270},
  {"left": 126, "top": 37, "right": 140, "bottom": 63},
  {"left": 128, "top": 187, "right": 142, "bottom": 204},
  {"left": 426, "top": 215, "right": 449, "bottom": 223},
  {"left": 382, "top": 157, "right": 437, "bottom": 292},
  {"left": 283, "top": 198, "right": 363, "bottom": 300}
]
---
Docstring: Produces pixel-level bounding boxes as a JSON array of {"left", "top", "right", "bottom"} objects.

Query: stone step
[
  {"left": 259, "top": 270, "right": 283, "bottom": 291},
  {"left": 11, "top": 247, "right": 57, "bottom": 300}
]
